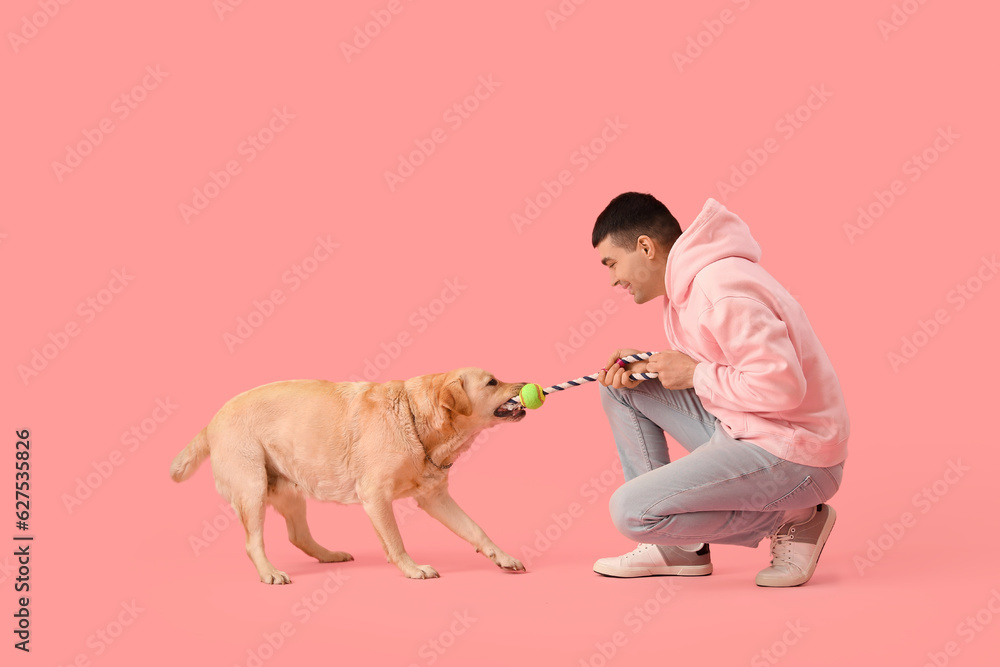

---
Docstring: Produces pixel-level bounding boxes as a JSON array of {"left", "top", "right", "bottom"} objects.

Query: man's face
[{"left": 597, "top": 235, "right": 664, "bottom": 304}]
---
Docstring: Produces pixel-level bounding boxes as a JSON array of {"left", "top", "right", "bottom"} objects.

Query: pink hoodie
[{"left": 663, "top": 198, "right": 849, "bottom": 468}]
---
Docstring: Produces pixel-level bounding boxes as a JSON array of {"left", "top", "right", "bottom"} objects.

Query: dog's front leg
[
  {"left": 360, "top": 490, "right": 438, "bottom": 579},
  {"left": 417, "top": 489, "right": 525, "bottom": 573}
]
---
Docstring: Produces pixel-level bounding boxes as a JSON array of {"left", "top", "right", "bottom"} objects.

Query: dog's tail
[{"left": 170, "top": 428, "right": 210, "bottom": 482}]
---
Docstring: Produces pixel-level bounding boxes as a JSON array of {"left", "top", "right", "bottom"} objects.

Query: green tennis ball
[{"left": 520, "top": 383, "right": 546, "bottom": 409}]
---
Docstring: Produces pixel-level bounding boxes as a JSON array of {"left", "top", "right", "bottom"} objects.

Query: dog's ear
[{"left": 440, "top": 377, "right": 473, "bottom": 417}]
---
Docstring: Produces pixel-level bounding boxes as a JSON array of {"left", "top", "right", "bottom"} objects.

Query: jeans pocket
[
  {"left": 761, "top": 475, "right": 826, "bottom": 512},
  {"left": 819, "top": 462, "right": 844, "bottom": 490}
]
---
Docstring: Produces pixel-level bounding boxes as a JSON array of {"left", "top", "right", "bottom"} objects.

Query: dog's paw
[
  {"left": 494, "top": 553, "right": 526, "bottom": 573},
  {"left": 316, "top": 550, "right": 354, "bottom": 563},
  {"left": 260, "top": 569, "right": 291, "bottom": 585},
  {"left": 403, "top": 564, "right": 440, "bottom": 579},
  {"left": 480, "top": 547, "right": 526, "bottom": 572}
]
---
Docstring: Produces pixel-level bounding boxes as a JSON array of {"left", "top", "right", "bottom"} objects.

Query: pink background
[{"left": 4, "top": 1, "right": 999, "bottom": 665}]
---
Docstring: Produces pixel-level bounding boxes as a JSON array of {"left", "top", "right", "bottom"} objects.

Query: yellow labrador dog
[{"left": 170, "top": 368, "right": 528, "bottom": 583}]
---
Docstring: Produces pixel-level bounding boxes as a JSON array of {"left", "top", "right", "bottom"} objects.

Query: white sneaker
[
  {"left": 593, "top": 542, "right": 712, "bottom": 578},
  {"left": 756, "top": 504, "right": 837, "bottom": 587}
]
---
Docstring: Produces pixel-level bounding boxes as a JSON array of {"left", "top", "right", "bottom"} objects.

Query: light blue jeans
[{"left": 600, "top": 382, "right": 845, "bottom": 548}]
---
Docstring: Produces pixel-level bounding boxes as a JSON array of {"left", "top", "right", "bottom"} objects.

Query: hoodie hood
[{"left": 664, "top": 198, "right": 762, "bottom": 306}]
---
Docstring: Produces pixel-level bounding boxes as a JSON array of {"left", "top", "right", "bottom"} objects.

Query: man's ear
[
  {"left": 636, "top": 234, "right": 655, "bottom": 259},
  {"left": 440, "top": 377, "right": 473, "bottom": 417}
]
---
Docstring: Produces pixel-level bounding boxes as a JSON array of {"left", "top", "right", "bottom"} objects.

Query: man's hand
[
  {"left": 596, "top": 348, "right": 648, "bottom": 389},
  {"left": 646, "top": 350, "right": 699, "bottom": 390}
]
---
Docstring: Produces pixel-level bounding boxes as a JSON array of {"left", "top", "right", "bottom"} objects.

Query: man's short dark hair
[{"left": 591, "top": 192, "right": 681, "bottom": 251}]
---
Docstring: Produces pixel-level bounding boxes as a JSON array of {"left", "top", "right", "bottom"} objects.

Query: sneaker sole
[
  {"left": 593, "top": 562, "right": 713, "bottom": 578},
  {"left": 756, "top": 505, "right": 837, "bottom": 587}
]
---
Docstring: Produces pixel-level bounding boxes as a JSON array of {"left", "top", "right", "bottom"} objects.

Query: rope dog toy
[{"left": 503, "top": 351, "right": 659, "bottom": 410}]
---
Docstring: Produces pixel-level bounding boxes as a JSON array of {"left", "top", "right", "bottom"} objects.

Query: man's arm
[{"left": 692, "top": 295, "right": 807, "bottom": 413}]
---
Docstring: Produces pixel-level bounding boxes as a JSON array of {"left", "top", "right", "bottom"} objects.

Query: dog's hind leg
[
  {"left": 211, "top": 439, "right": 290, "bottom": 585},
  {"left": 268, "top": 481, "right": 353, "bottom": 564}
]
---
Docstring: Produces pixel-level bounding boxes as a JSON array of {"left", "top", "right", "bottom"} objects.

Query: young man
[{"left": 591, "top": 192, "right": 849, "bottom": 586}]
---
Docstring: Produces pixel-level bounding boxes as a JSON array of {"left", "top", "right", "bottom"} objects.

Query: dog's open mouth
[{"left": 493, "top": 401, "right": 526, "bottom": 420}]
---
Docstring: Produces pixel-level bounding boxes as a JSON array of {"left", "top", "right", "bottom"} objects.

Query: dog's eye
[{"left": 487, "top": 378, "right": 497, "bottom": 386}]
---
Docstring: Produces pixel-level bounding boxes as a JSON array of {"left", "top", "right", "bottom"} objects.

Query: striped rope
[{"left": 503, "top": 351, "right": 659, "bottom": 408}]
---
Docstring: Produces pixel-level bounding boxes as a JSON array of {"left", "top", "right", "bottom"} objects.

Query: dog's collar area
[
  {"left": 405, "top": 392, "right": 454, "bottom": 470},
  {"left": 424, "top": 447, "right": 454, "bottom": 470}
]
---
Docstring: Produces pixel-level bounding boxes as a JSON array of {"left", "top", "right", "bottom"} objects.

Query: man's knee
[
  {"left": 600, "top": 382, "right": 631, "bottom": 412},
  {"left": 609, "top": 483, "right": 645, "bottom": 540},
  {"left": 599, "top": 383, "right": 615, "bottom": 415}
]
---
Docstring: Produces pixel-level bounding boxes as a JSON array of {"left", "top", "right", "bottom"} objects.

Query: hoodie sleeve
[{"left": 691, "top": 296, "right": 807, "bottom": 413}]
